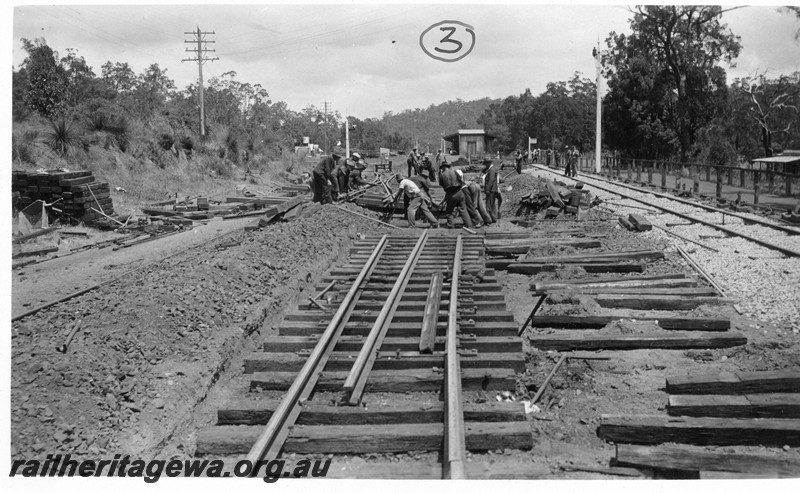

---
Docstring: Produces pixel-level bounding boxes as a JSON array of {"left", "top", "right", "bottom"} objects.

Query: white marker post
[
  {"left": 594, "top": 42, "right": 603, "bottom": 174},
  {"left": 345, "top": 116, "right": 350, "bottom": 160}
]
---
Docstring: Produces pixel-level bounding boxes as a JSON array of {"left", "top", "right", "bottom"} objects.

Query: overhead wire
[
  {"left": 217, "top": 5, "right": 439, "bottom": 58},
  {"left": 33, "top": 6, "right": 178, "bottom": 61}
]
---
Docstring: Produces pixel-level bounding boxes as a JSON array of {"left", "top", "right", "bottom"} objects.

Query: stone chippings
[
  {"left": 10, "top": 205, "right": 386, "bottom": 461},
  {"left": 576, "top": 175, "right": 800, "bottom": 333}
]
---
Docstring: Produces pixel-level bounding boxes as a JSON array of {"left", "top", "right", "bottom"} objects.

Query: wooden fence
[{"left": 562, "top": 156, "right": 800, "bottom": 205}]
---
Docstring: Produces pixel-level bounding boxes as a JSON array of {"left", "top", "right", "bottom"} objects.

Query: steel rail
[
  {"left": 583, "top": 169, "right": 800, "bottom": 236},
  {"left": 245, "top": 234, "right": 389, "bottom": 465},
  {"left": 676, "top": 246, "right": 728, "bottom": 297},
  {"left": 533, "top": 165, "right": 800, "bottom": 258},
  {"left": 444, "top": 234, "right": 466, "bottom": 479},
  {"left": 652, "top": 224, "right": 719, "bottom": 253},
  {"left": 343, "top": 231, "right": 429, "bottom": 405}
]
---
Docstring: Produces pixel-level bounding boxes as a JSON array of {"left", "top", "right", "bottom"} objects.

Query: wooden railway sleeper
[
  {"left": 244, "top": 235, "right": 389, "bottom": 466},
  {"left": 343, "top": 232, "right": 429, "bottom": 405}
]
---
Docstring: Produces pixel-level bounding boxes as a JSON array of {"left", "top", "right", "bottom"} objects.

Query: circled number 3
[{"left": 419, "top": 21, "right": 475, "bottom": 62}]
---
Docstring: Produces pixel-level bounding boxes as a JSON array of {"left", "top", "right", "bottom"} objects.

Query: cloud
[{"left": 10, "top": 3, "right": 800, "bottom": 119}]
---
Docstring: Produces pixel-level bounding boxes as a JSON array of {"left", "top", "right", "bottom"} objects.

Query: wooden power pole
[
  {"left": 183, "top": 27, "right": 218, "bottom": 137},
  {"left": 321, "top": 100, "right": 331, "bottom": 153}
]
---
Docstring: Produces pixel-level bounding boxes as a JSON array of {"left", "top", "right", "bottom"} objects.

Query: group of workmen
[
  {"left": 504, "top": 147, "right": 580, "bottom": 178},
  {"left": 312, "top": 145, "right": 509, "bottom": 229},
  {"left": 387, "top": 148, "right": 501, "bottom": 229},
  {"left": 311, "top": 147, "right": 369, "bottom": 204},
  {"left": 540, "top": 146, "right": 580, "bottom": 177}
]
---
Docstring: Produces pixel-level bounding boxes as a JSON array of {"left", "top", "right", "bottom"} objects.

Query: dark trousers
[
  {"left": 444, "top": 188, "right": 473, "bottom": 229},
  {"left": 485, "top": 191, "right": 498, "bottom": 222},
  {"left": 406, "top": 195, "right": 438, "bottom": 227},
  {"left": 564, "top": 160, "right": 577, "bottom": 177},
  {"left": 461, "top": 187, "right": 483, "bottom": 227},
  {"left": 474, "top": 188, "right": 493, "bottom": 224},
  {"left": 312, "top": 171, "right": 333, "bottom": 204}
]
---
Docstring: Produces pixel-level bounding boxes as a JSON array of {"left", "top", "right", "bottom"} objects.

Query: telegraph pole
[
  {"left": 593, "top": 39, "right": 604, "bottom": 173},
  {"left": 183, "top": 27, "right": 218, "bottom": 137},
  {"left": 345, "top": 115, "right": 350, "bottom": 159},
  {"left": 321, "top": 100, "right": 331, "bottom": 153}
]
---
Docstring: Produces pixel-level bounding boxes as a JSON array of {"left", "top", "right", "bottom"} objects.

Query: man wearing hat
[
  {"left": 438, "top": 161, "right": 474, "bottom": 229},
  {"left": 349, "top": 153, "right": 369, "bottom": 190},
  {"left": 406, "top": 147, "right": 420, "bottom": 177},
  {"left": 433, "top": 150, "right": 444, "bottom": 182},
  {"left": 481, "top": 157, "right": 499, "bottom": 223},
  {"left": 312, "top": 147, "right": 342, "bottom": 204},
  {"left": 334, "top": 157, "right": 350, "bottom": 199},
  {"left": 466, "top": 179, "right": 493, "bottom": 225},
  {"left": 455, "top": 167, "right": 484, "bottom": 228},
  {"left": 514, "top": 150, "right": 524, "bottom": 175},
  {"left": 388, "top": 172, "right": 438, "bottom": 228}
]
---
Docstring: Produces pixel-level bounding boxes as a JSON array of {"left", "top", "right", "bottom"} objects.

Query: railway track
[
  {"left": 533, "top": 164, "right": 800, "bottom": 257},
  {"left": 195, "top": 231, "right": 534, "bottom": 479}
]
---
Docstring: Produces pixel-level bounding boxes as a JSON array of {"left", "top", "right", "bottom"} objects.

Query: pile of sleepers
[
  {"left": 600, "top": 370, "right": 800, "bottom": 478},
  {"left": 12, "top": 169, "right": 114, "bottom": 224},
  {"left": 516, "top": 179, "right": 592, "bottom": 218}
]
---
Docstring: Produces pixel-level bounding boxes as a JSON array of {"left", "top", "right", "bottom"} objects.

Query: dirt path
[{"left": 11, "top": 216, "right": 255, "bottom": 319}]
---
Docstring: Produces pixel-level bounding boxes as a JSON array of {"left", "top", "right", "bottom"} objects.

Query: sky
[{"left": 7, "top": 2, "right": 800, "bottom": 120}]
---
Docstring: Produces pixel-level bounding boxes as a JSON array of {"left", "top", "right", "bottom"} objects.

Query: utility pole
[
  {"left": 321, "top": 100, "right": 331, "bottom": 154},
  {"left": 183, "top": 27, "right": 218, "bottom": 137},
  {"left": 345, "top": 115, "right": 350, "bottom": 160},
  {"left": 593, "top": 39, "right": 604, "bottom": 173}
]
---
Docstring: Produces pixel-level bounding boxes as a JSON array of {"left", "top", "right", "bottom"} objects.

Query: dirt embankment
[{"left": 10, "top": 206, "right": 390, "bottom": 461}]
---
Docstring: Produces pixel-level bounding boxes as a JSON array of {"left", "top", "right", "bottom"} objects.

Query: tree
[
  {"left": 19, "top": 38, "right": 68, "bottom": 118},
  {"left": 61, "top": 48, "right": 97, "bottom": 108},
  {"left": 477, "top": 75, "right": 595, "bottom": 154},
  {"left": 781, "top": 6, "right": 800, "bottom": 40},
  {"left": 738, "top": 72, "right": 800, "bottom": 157},
  {"left": 12, "top": 68, "right": 30, "bottom": 122},
  {"left": 604, "top": 6, "right": 742, "bottom": 161},
  {"left": 101, "top": 61, "right": 137, "bottom": 93},
  {"left": 130, "top": 63, "right": 175, "bottom": 118}
]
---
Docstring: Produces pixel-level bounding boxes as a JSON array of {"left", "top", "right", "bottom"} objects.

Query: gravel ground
[
  {"left": 10, "top": 204, "right": 393, "bottom": 461},
  {"left": 530, "top": 167, "right": 800, "bottom": 334}
]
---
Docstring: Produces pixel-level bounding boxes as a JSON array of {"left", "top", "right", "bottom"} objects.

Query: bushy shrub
[
  {"left": 44, "top": 118, "right": 86, "bottom": 157},
  {"left": 158, "top": 133, "right": 175, "bottom": 151},
  {"left": 205, "top": 157, "right": 235, "bottom": 178},
  {"left": 179, "top": 135, "right": 194, "bottom": 152},
  {"left": 86, "top": 111, "right": 110, "bottom": 132},
  {"left": 12, "top": 133, "right": 35, "bottom": 164}
]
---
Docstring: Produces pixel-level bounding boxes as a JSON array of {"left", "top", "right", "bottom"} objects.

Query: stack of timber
[
  {"left": 274, "top": 184, "right": 311, "bottom": 196},
  {"left": 12, "top": 169, "right": 115, "bottom": 224},
  {"left": 144, "top": 195, "right": 249, "bottom": 221},
  {"left": 601, "top": 370, "right": 800, "bottom": 478},
  {"left": 223, "top": 195, "right": 300, "bottom": 218},
  {"left": 515, "top": 179, "right": 591, "bottom": 218},
  {"left": 194, "top": 234, "right": 534, "bottom": 477},
  {"left": 255, "top": 195, "right": 311, "bottom": 227},
  {"left": 218, "top": 192, "right": 308, "bottom": 223}
]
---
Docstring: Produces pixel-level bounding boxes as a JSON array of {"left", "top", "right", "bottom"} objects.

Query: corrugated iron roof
[
  {"left": 752, "top": 155, "right": 800, "bottom": 164},
  {"left": 443, "top": 129, "right": 496, "bottom": 140}
]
